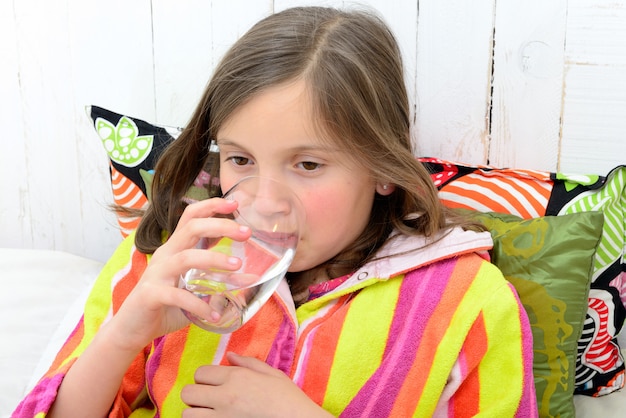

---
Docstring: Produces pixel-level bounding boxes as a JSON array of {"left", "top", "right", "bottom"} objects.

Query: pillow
[
  {"left": 87, "top": 106, "right": 180, "bottom": 236},
  {"left": 421, "top": 157, "right": 626, "bottom": 397},
  {"left": 468, "top": 210, "right": 603, "bottom": 417}
]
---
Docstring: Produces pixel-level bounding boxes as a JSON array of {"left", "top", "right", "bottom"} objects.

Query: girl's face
[{"left": 216, "top": 80, "right": 377, "bottom": 273}]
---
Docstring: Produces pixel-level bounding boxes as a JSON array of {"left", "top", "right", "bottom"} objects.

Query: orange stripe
[
  {"left": 222, "top": 295, "right": 284, "bottom": 362},
  {"left": 491, "top": 175, "right": 550, "bottom": 216},
  {"left": 112, "top": 250, "right": 147, "bottom": 314},
  {"left": 440, "top": 173, "right": 551, "bottom": 218},
  {"left": 114, "top": 185, "right": 147, "bottom": 208},
  {"left": 109, "top": 165, "right": 146, "bottom": 236},
  {"left": 110, "top": 165, "right": 148, "bottom": 208},
  {"left": 117, "top": 218, "right": 142, "bottom": 237},
  {"left": 440, "top": 200, "right": 486, "bottom": 213},
  {"left": 44, "top": 319, "right": 85, "bottom": 377},
  {"left": 300, "top": 298, "right": 350, "bottom": 404},
  {"left": 453, "top": 312, "right": 488, "bottom": 416},
  {"left": 151, "top": 329, "right": 189, "bottom": 406},
  {"left": 110, "top": 166, "right": 132, "bottom": 193},
  {"left": 117, "top": 349, "right": 150, "bottom": 410},
  {"left": 472, "top": 176, "right": 548, "bottom": 217},
  {"left": 390, "top": 255, "right": 483, "bottom": 416},
  {"left": 444, "top": 183, "right": 512, "bottom": 214}
]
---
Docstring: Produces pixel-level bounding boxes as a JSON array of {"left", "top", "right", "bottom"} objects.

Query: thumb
[{"left": 226, "top": 352, "right": 284, "bottom": 377}]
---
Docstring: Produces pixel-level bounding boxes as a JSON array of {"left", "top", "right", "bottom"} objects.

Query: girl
[{"left": 14, "top": 6, "right": 537, "bottom": 417}]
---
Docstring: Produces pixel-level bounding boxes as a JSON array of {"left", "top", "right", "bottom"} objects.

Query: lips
[{"left": 252, "top": 230, "right": 298, "bottom": 248}]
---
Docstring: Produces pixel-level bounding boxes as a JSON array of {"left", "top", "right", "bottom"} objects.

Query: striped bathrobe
[{"left": 13, "top": 227, "right": 537, "bottom": 417}]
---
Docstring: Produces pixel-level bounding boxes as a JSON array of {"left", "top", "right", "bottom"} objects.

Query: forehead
[{"left": 216, "top": 80, "right": 335, "bottom": 149}]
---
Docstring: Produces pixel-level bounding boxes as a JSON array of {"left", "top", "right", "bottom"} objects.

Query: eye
[
  {"left": 226, "top": 156, "right": 251, "bottom": 166},
  {"left": 298, "top": 161, "right": 321, "bottom": 171}
]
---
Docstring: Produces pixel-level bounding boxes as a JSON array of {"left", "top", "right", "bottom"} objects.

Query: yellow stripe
[
  {"left": 128, "top": 407, "right": 157, "bottom": 417},
  {"left": 477, "top": 270, "right": 524, "bottom": 413},
  {"left": 322, "top": 277, "right": 401, "bottom": 414},
  {"left": 296, "top": 278, "right": 376, "bottom": 324},
  {"left": 419, "top": 261, "right": 524, "bottom": 414},
  {"left": 59, "top": 233, "right": 138, "bottom": 368},
  {"left": 161, "top": 326, "right": 226, "bottom": 413}
]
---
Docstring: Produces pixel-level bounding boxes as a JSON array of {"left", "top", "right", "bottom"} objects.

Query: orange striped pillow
[
  {"left": 423, "top": 157, "right": 553, "bottom": 218},
  {"left": 87, "top": 106, "right": 180, "bottom": 237}
]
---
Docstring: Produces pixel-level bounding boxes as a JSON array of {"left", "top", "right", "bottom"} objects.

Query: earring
[{"left": 382, "top": 184, "right": 389, "bottom": 190}]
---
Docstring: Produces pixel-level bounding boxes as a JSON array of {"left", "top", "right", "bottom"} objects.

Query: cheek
[
  {"left": 217, "top": 170, "right": 239, "bottom": 194},
  {"left": 300, "top": 188, "right": 350, "bottom": 230},
  {"left": 301, "top": 194, "right": 330, "bottom": 226}
]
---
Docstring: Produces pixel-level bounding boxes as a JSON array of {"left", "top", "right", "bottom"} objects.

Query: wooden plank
[
  {"left": 67, "top": 0, "right": 156, "bottom": 119},
  {"left": 151, "top": 0, "right": 272, "bottom": 126},
  {"left": 4, "top": 0, "right": 155, "bottom": 261},
  {"left": 413, "top": 0, "right": 496, "bottom": 164},
  {"left": 559, "top": 0, "right": 626, "bottom": 175},
  {"left": 66, "top": 0, "right": 155, "bottom": 261},
  {"left": 489, "top": 0, "right": 568, "bottom": 171},
  {"left": 0, "top": 0, "right": 32, "bottom": 249},
  {"left": 210, "top": 0, "right": 274, "bottom": 71},
  {"left": 10, "top": 0, "right": 83, "bottom": 255}
]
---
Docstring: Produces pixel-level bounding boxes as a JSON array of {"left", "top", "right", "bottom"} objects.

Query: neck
[{"left": 287, "top": 268, "right": 330, "bottom": 307}]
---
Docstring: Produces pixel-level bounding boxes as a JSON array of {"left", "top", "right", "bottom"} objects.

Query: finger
[
  {"left": 225, "top": 352, "right": 285, "bottom": 377},
  {"left": 181, "top": 383, "right": 217, "bottom": 408},
  {"left": 178, "top": 198, "right": 236, "bottom": 226},
  {"left": 161, "top": 285, "right": 236, "bottom": 325},
  {"left": 193, "top": 365, "right": 233, "bottom": 386},
  {"left": 160, "top": 217, "right": 251, "bottom": 259},
  {"left": 159, "top": 197, "right": 236, "bottom": 252},
  {"left": 177, "top": 246, "right": 244, "bottom": 276},
  {"left": 134, "top": 253, "right": 235, "bottom": 299},
  {"left": 153, "top": 221, "right": 250, "bottom": 269},
  {"left": 182, "top": 407, "right": 215, "bottom": 418}
]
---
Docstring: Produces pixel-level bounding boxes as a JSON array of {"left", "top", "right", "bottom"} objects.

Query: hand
[
  {"left": 181, "top": 353, "right": 333, "bottom": 418},
  {"left": 106, "top": 198, "right": 252, "bottom": 352}
]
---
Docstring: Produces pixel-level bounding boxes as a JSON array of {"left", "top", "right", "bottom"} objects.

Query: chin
[{"left": 287, "top": 257, "right": 314, "bottom": 273}]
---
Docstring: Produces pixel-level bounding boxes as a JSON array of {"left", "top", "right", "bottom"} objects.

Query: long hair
[{"left": 135, "top": 6, "right": 463, "bottom": 283}]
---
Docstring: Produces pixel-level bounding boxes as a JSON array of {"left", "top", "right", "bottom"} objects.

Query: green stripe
[{"left": 562, "top": 167, "right": 625, "bottom": 276}]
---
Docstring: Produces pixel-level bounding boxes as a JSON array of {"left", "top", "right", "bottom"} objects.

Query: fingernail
[
  {"left": 239, "top": 225, "right": 250, "bottom": 233},
  {"left": 228, "top": 257, "right": 239, "bottom": 265}
]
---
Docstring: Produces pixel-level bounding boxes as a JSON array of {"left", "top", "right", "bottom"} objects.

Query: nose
[
  {"left": 253, "top": 177, "right": 295, "bottom": 221},
  {"left": 227, "top": 176, "right": 303, "bottom": 234}
]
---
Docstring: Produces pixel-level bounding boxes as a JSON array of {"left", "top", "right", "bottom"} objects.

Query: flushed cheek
[
  {"left": 300, "top": 191, "right": 346, "bottom": 235},
  {"left": 291, "top": 192, "right": 357, "bottom": 266}
]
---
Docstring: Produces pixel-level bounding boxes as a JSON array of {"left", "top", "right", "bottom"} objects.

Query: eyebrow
[{"left": 216, "top": 138, "right": 340, "bottom": 153}]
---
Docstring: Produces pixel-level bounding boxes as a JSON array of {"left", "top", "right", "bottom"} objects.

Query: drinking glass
[{"left": 178, "top": 176, "right": 303, "bottom": 333}]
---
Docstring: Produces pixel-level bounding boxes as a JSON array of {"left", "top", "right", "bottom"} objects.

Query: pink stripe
[
  {"left": 342, "top": 259, "right": 457, "bottom": 417},
  {"left": 509, "top": 282, "right": 538, "bottom": 417},
  {"left": 293, "top": 327, "right": 318, "bottom": 387},
  {"left": 11, "top": 374, "right": 65, "bottom": 417},
  {"left": 266, "top": 314, "right": 297, "bottom": 374},
  {"left": 447, "top": 350, "right": 469, "bottom": 415}
]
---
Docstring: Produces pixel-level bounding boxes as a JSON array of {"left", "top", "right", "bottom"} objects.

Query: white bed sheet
[{"left": 0, "top": 248, "right": 103, "bottom": 418}]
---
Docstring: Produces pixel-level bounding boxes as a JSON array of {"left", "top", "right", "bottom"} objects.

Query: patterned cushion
[
  {"left": 87, "top": 106, "right": 180, "bottom": 236},
  {"left": 421, "top": 157, "right": 626, "bottom": 397},
  {"left": 470, "top": 210, "right": 602, "bottom": 417}
]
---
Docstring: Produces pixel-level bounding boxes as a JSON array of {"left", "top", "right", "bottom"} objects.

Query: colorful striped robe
[{"left": 13, "top": 227, "right": 537, "bottom": 417}]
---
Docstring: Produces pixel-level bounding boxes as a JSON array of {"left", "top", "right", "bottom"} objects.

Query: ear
[{"left": 376, "top": 182, "right": 395, "bottom": 195}]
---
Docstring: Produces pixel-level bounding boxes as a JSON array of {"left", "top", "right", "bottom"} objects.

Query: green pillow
[{"left": 469, "top": 210, "right": 604, "bottom": 418}]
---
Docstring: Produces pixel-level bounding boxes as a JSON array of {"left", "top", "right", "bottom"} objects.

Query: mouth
[{"left": 252, "top": 230, "right": 299, "bottom": 248}]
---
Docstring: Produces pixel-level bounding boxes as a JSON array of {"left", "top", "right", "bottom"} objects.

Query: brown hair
[{"left": 135, "top": 6, "right": 464, "bottom": 285}]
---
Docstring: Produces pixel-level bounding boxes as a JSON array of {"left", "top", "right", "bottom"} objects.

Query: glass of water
[{"left": 178, "top": 176, "right": 303, "bottom": 333}]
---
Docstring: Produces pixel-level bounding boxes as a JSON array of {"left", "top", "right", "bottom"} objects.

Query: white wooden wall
[{"left": 1, "top": 0, "right": 624, "bottom": 263}]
